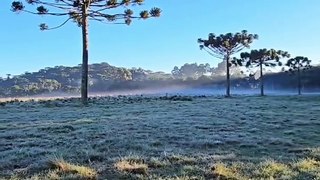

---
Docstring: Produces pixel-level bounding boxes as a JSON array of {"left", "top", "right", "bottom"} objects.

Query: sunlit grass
[
  {"left": 295, "top": 158, "right": 320, "bottom": 172},
  {"left": 310, "top": 148, "right": 320, "bottom": 160},
  {"left": 49, "top": 158, "right": 97, "bottom": 179},
  {"left": 213, "top": 162, "right": 248, "bottom": 180},
  {"left": 293, "top": 158, "right": 320, "bottom": 179},
  {"left": 257, "top": 160, "right": 295, "bottom": 179},
  {"left": 114, "top": 158, "right": 148, "bottom": 175}
]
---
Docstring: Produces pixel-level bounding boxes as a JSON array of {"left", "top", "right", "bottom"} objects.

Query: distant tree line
[
  {"left": 0, "top": 61, "right": 319, "bottom": 97},
  {"left": 171, "top": 61, "right": 243, "bottom": 80}
]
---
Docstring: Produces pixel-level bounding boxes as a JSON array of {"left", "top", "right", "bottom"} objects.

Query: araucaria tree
[
  {"left": 239, "top": 49, "right": 290, "bottom": 96},
  {"left": 198, "top": 30, "right": 258, "bottom": 97},
  {"left": 11, "top": 0, "right": 161, "bottom": 104},
  {"left": 285, "top": 56, "right": 312, "bottom": 95}
]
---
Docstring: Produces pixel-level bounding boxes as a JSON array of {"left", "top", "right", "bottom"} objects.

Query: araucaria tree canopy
[
  {"left": 198, "top": 30, "right": 258, "bottom": 97},
  {"left": 238, "top": 49, "right": 290, "bottom": 96},
  {"left": 286, "top": 56, "right": 312, "bottom": 95},
  {"left": 11, "top": 0, "right": 161, "bottom": 104}
]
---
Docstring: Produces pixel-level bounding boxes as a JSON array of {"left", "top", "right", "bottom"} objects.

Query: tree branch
[
  {"left": 32, "top": 0, "right": 72, "bottom": 8},
  {"left": 58, "top": 0, "right": 74, "bottom": 6},
  {"left": 88, "top": 10, "right": 142, "bottom": 21},
  {"left": 23, "top": 9, "right": 69, "bottom": 16},
  {"left": 45, "top": 17, "right": 72, "bottom": 30},
  {"left": 89, "top": 16, "right": 126, "bottom": 24},
  {"left": 90, "top": 2, "right": 126, "bottom": 8},
  {"left": 91, "top": 1, "right": 144, "bottom": 11},
  {"left": 202, "top": 47, "right": 224, "bottom": 59}
]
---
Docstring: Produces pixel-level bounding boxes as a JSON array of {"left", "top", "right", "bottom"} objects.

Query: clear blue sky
[{"left": 1, "top": 0, "right": 320, "bottom": 77}]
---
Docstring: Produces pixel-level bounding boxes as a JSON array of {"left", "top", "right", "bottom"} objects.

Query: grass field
[{"left": 1, "top": 95, "right": 320, "bottom": 179}]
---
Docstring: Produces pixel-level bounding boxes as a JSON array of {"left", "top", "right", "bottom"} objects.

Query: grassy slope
[{"left": 0, "top": 95, "right": 320, "bottom": 179}]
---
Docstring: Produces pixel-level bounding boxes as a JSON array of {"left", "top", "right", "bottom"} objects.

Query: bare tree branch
[
  {"left": 23, "top": 9, "right": 69, "bottom": 16},
  {"left": 202, "top": 47, "right": 224, "bottom": 59},
  {"left": 45, "top": 17, "right": 72, "bottom": 30}
]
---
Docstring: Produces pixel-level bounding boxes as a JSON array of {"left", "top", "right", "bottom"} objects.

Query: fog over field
[{"left": 5, "top": 86, "right": 320, "bottom": 102}]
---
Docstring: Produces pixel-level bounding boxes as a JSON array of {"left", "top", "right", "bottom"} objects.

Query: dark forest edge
[{"left": 0, "top": 62, "right": 319, "bottom": 98}]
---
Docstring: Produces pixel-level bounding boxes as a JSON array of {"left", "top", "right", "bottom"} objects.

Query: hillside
[
  {"left": 0, "top": 62, "right": 319, "bottom": 97},
  {"left": 0, "top": 63, "right": 174, "bottom": 97}
]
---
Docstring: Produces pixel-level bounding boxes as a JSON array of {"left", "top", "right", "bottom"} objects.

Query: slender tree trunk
[
  {"left": 259, "top": 62, "right": 264, "bottom": 96},
  {"left": 226, "top": 54, "right": 230, "bottom": 97},
  {"left": 298, "top": 67, "right": 301, "bottom": 95},
  {"left": 81, "top": 3, "right": 89, "bottom": 105}
]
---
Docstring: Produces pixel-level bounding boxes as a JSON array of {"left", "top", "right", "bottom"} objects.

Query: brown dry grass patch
[
  {"left": 114, "top": 159, "right": 148, "bottom": 175},
  {"left": 49, "top": 159, "right": 97, "bottom": 179}
]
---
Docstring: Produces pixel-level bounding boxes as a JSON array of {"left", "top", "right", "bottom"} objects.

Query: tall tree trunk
[
  {"left": 226, "top": 55, "right": 230, "bottom": 97},
  {"left": 259, "top": 62, "right": 264, "bottom": 96},
  {"left": 81, "top": 3, "right": 89, "bottom": 105},
  {"left": 298, "top": 67, "right": 301, "bottom": 95}
]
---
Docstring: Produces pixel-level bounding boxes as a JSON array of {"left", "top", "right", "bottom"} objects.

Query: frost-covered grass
[{"left": 0, "top": 95, "right": 320, "bottom": 179}]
